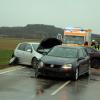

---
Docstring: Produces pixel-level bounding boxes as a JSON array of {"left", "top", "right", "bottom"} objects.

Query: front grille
[{"left": 44, "top": 64, "right": 61, "bottom": 68}]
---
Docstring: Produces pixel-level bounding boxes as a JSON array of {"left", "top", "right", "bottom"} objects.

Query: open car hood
[{"left": 37, "top": 38, "right": 62, "bottom": 54}]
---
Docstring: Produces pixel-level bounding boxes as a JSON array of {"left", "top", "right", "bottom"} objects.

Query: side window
[
  {"left": 78, "top": 49, "right": 84, "bottom": 58},
  {"left": 32, "top": 44, "right": 39, "bottom": 51},
  {"left": 25, "top": 44, "right": 32, "bottom": 51},
  {"left": 91, "top": 48, "right": 97, "bottom": 52},
  {"left": 82, "top": 49, "right": 87, "bottom": 57},
  {"left": 86, "top": 48, "right": 97, "bottom": 53},
  {"left": 17, "top": 43, "right": 26, "bottom": 51},
  {"left": 78, "top": 49, "right": 87, "bottom": 58},
  {"left": 85, "top": 48, "right": 91, "bottom": 53}
]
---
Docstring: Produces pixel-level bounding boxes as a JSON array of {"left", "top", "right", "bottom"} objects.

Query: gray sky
[{"left": 0, "top": 0, "right": 100, "bottom": 34}]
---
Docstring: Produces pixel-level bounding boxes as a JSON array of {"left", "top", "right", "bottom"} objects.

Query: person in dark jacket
[{"left": 84, "top": 41, "right": 88, "bottom": 47}]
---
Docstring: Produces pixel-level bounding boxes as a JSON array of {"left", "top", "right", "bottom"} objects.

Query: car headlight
[
  {"left": 62, "top": 64, "right": 72, "bottom": 69},
  {"left": 38, "top": 61, "right": 44, "bottom": 68}
]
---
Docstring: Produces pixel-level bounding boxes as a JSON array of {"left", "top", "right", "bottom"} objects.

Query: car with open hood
[
  {"left": 35, "top": 45, "right": 90, "bottom": 80},
  {"left": 85, "top": 47, "right": 100, "bottom": 68},
  {"left": 9, "top": 38, "right": 62, "bottom": 68}
]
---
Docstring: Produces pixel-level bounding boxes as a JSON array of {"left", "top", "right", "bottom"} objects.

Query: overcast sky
[{"left": 0, "top": 0, "right": 100, "bottom": 34}]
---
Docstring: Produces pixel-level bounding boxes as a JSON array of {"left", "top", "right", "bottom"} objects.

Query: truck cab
[{"left": 63, "top": 27, "right": 92, "bottom": 46}]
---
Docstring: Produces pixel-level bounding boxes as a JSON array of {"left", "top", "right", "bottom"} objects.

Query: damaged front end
[{"left": 37, "top": 38, "right": 62, "bottom": 55}]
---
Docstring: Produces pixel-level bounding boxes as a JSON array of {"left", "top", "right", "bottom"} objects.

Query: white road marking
[
  {"left": 0, "top": 66, "right": 25, "bottom": 75},
  {"left": 51, "top": 81, "right": 71, "bottom": 96}
]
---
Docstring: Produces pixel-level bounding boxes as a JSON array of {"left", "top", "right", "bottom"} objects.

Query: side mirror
[
  {"left": 78, "top": 57, "right": 85, "bottom": 60},
  {"left": 26, "top": 49, "right": 32, "bottom": 53}
]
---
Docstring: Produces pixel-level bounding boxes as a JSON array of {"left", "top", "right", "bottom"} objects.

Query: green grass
[{"left": 0, "top": 50, "right": 13, "bottom": 65}]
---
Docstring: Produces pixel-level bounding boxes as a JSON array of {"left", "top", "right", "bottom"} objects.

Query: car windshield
[
  {"left": 32, "top": 43, "right": 39, "bottom": 50},
  {"left": 47, "top": 46, "right": 78, "bottom": 58},
  {"left": 63, "top": 35, "right": 84, "bottom": 44}
]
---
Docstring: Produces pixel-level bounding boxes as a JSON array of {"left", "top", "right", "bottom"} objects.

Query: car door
[
  {"left": 78, "top": 48, "right": 89, "bottom": 75},
  {"left": 15, "top": 43, "right": 27, "bottom": 64},
  {"left": 24, "top": 44, "right": 33, "bottom": 65},
  {"left": 82, "top": 49, "right": 90, "bottom": 72}
]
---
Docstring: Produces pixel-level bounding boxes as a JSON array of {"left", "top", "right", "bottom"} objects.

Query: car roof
[
  {"left": 56, "top": 45, "right": 85, "bottom": 49},
  {"left": 19, "top": 42, "right": 39, "bottom": 45}
]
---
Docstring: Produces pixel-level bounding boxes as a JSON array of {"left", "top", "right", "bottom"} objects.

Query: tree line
[
  {"left": 0, "top": 24, "right": 100, "bottom": 42},
  {"left": 0, "top": 24, "right": 63, "bottom": 39}
]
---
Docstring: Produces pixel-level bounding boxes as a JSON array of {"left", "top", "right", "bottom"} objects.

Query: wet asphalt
[{"left": 0, "top": 66, "right": 100, "bottom": 100}]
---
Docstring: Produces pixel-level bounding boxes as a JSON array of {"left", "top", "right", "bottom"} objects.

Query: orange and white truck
[{"left": 63, "top": 27, "right": 92, "bottom": 46}]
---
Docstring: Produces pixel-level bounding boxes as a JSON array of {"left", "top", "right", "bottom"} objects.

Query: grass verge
[{"left": 0, "top": 49, "right": 13, "bottom": 69}]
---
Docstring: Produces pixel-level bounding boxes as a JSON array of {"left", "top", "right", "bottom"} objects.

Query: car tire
[
  {"left": 31, "top": 57, "right": 38, "bottom": 69},
  {"left": 72, "top": 68, "right": 79, "bottom": 81}
]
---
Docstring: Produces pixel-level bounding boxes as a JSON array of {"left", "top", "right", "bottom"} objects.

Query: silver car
[{"left": 9, "top": 42, "right": 42, "bottom": 68}]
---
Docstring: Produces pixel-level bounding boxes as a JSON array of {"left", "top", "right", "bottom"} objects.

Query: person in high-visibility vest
[
  {"left": 95, "top": 42, "right": 100, "bottom": 50},
  {"left": 91, "top": 40, "right": 96, "bottom": 49}
]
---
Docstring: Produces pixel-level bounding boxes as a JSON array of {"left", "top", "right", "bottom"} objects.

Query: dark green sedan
[{"left": 35, "top": 45, "right": 90, "bottom": 80}]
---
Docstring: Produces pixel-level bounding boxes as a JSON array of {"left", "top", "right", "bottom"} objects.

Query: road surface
[{"left": 0, "top": 66, "right": 100, "bottom": 100}]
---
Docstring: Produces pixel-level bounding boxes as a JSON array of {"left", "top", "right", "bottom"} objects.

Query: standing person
[
  {"left": 91, "top": 40, "right": 96, "bottom": 49},
  {"left": 84, "top": 41, "right": 88, "bottom": 47},
  {"left": 95, "top": 42, "right": 100, "bottom": 50}
]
